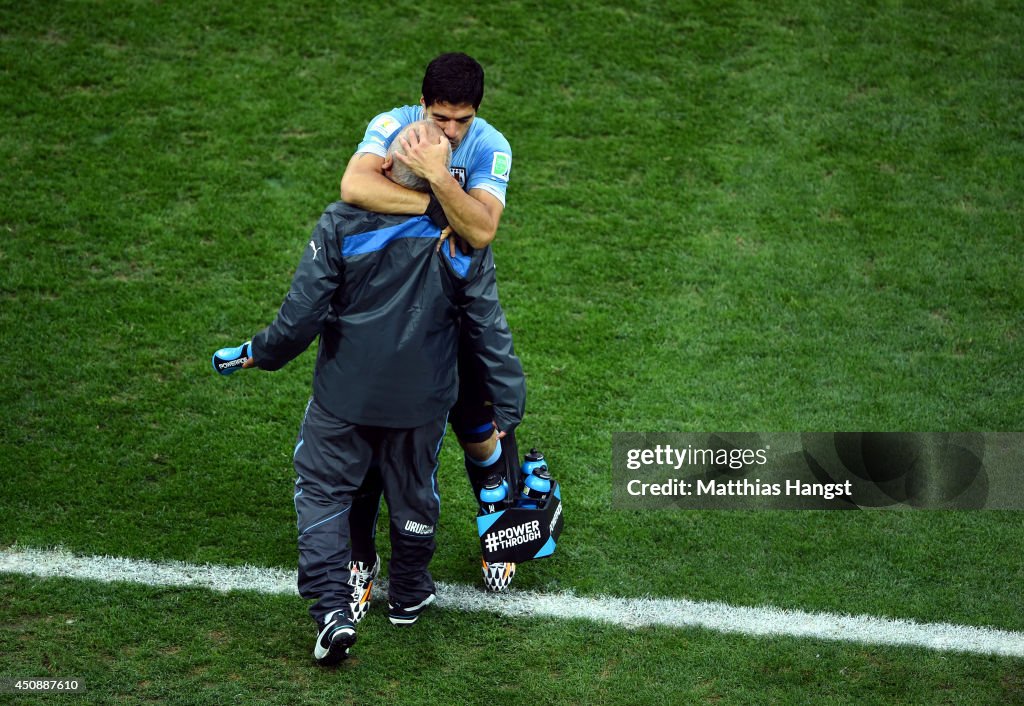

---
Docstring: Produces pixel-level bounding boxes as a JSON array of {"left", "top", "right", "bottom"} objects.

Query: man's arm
[
  {"left": 431, "top": 179, "right": 504, "bottom": 249},
  {"left": 395, "top": 129, "right": 504, "bottom": 249},
  {"left": 249, "top": 208, "right": 344, "bottom": 371},
  {"left": 339, "top": 152, "right": 430, "bottom": 215}
]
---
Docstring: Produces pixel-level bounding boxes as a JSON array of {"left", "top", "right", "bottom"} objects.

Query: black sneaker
[
  {"left": 387, "top": 593, "right": 436, "bottom": 626},
  {"left": 313, "top": 609, "right": 356, "bottom": 666}
]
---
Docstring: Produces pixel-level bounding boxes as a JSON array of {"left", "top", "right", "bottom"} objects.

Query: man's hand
[
  {"left": 436, "top": 227, "right": 472, "bottom": 257},
  {"left": 393, "top": 125, "right": 451, "bottom": 183}
]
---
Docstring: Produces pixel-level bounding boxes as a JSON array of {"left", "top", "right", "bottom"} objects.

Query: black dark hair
[{"left": 421, "top": 53, "right": 485, "bottom": 109}]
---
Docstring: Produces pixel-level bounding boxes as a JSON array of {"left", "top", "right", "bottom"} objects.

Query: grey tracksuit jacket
[{"left": 250, "top": 201, "right": 525, "bottom": 431}]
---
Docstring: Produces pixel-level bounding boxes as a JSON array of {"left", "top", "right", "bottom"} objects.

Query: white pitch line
[{"left": 2, "top": 547, "right": 1022, "bottom": 658}]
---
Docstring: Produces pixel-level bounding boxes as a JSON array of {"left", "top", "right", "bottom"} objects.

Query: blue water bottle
[
  {"left": 479, "top": 472, "right": 508, "bottom": 514},
  {"left": 520, "top": 449, "right": 552, "bottom": 509},
  {"left": 522, "top": 448, "right": 547, "bottom": 477}
]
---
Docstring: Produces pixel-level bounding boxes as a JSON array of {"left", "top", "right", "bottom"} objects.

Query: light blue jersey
[{"left": 356, "top": 105, "right": 512, "bottom": 206}]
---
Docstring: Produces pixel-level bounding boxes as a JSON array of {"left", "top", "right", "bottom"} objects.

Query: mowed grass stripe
[{"left": 4, "top": 547, "right": 1022, "bottom": 658}]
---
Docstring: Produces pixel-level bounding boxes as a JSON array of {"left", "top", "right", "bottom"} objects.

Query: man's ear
[{"left": 381, "top": 155, "right": 393, "bottom": 172}]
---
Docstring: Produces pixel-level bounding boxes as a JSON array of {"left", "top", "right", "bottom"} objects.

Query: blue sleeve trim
[{"left": 354, "top": 106, "right": 419, "bottom": 156}]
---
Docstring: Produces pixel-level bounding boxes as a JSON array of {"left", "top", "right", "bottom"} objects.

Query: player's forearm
[
  {"left": 340, "top": 170, "right": 430, "bottom": 215},
  {"left": 251, "top": 314, "right": 317, "bottom": 371},
  {"left": 429, "top": 176, "right": 498, "bottom": 248}
]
